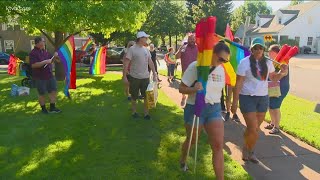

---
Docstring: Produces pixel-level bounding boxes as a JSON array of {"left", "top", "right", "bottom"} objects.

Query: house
[
  {"left": 236, "top": 1, "right": 320, "bottom": 54},
  {"left": 0, "top": 23, "right": 89, "bottom": 54}
]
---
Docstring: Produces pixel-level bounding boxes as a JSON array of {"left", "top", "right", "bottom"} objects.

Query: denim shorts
[
  {"left": 184, "top": 103, "right": 223, "bottom": 125},
  {"left": 239, "top": 95, "right": 269, "bottom": 113}
]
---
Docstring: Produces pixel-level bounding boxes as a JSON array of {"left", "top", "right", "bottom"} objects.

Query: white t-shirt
[
  {"left": 237, "top": 56, "right": 275, "bottom": 96},
  {"left": 126, "top": 44, "right": 151, "bottom": 79},
  {"left": 181, "top": 61, "right": 225, "bottom": 105}
]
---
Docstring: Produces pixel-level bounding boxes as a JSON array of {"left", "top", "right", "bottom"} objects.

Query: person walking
[
  {"left": 264, "top": 44, "right": 290, "bottom": 134},
  {"left": 122, "top": 31, "right": 158, "bottom": 120},
  {"left": 231, "top": 38, "right": 288, "bottom": 163},
  {"left": 179, "top": 41, "right": 230, "bottom": 180}
]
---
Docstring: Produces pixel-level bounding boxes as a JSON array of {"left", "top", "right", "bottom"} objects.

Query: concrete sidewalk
[{"left": 158, "top": 75, "right": 320, "bottom": 180}]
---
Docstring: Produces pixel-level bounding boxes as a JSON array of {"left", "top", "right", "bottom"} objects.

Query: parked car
[
  {"left": 0, "top": 52, "right": 10, "bottom": 65},
  {"left": 111, "top": 47, "right": 125, "bottom": 53},
  {"left": 158, "top": 45, "right": 167, "bottom": 52},
  {"left": 301, "top": 46, "right": 311, "bottom": 54},
  {"left": 107, "top": 49, "right": 122, "bottom": 64},
  {"left": 75, "top": 50, "right": 88, "bottom": 63}
]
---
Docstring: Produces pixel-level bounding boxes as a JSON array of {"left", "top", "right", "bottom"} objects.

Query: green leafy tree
[
  {"left": 0, "top": 0, "right": 153, "bottom": 79},
  {"left": 191, "top": 0, "right": 233, "bottom": 35},
  {"left": 290, "top": 0, "right": 304, "bottom": 6},
  {"left": 142, "top": 0, "right": 188, "bottom": 47},
  {"left": 230, "top": 0, "right": 272, "bottom": 31}
]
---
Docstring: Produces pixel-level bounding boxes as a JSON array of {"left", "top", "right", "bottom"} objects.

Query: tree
[
  {"left": 186, "top": 0, "right": 200, "bottom": 32},
  {"left": 230, "top": 0, "right": 272, "bottom": 32},
  {"left": 0, "top": 1, "right": 153, "bottom": 80},
  {"left": 290, "top": 0, "right": 304, "bottom": 6},
  {"left": 142, "top": 0, "right": 188, "bottom": 47},
  {"left": 191, "top": 0, "right": 233, "bottom": 35}
]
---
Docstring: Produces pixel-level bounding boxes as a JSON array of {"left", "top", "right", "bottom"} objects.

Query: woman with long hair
[
  {"left": 231, "top": 38, "right": 288, "bottom": 163},
  {"left": 179, "top": 41, "right": 230, "bottom": 180}
]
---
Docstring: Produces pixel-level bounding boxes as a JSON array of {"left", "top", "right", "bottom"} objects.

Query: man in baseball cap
[{"left": 122, "top": 31, "right": 158, "bottom": 120}]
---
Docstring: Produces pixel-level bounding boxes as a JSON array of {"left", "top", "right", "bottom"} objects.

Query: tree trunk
[
  {"left": 169, "top": 31, "right": 172, "bottom": 48},
  {"left": 161, "top": 35, "right": 166, "bottom": 45},
  {"left": 54, "top": 31, "right": 65, "bottom": 81},
  {"left": 175, "top": 34, "right": 178, "bottom": 51}
]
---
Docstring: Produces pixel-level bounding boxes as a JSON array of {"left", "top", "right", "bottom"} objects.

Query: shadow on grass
[{"left": 0, "top": 72, "right": 231, "bottom": 179}]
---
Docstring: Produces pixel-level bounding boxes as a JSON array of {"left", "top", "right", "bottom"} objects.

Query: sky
[{"left": 232, "top": 1, "right": 309, "bottom": 12}]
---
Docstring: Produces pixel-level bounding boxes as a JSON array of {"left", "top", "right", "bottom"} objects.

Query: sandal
[
  {"left": 264, "top": 123, "right": 274, "bottom": 130},
  {"left": 269, "top": 127, "right": 280, "bottom": 134}
]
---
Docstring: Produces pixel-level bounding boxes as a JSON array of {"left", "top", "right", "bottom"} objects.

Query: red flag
[
  {"left": 8, "top": 55, "right": 17, "bottom": 75},
  {"left": 69, "top": 45, "right": 76, "bottom": 89},
  {"left": 225, "top": 23, "right": 234, "bottom": 41}
]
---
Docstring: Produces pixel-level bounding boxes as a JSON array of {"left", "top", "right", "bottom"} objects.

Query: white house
[{"left": 237, "top": 1, "right": 320, "bottom": 54}]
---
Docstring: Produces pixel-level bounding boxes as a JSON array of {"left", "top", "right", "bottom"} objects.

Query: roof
[
  {"left": 247, "top": 1, "right": 320, "bottom": 35},
  {"left": 279, "top": 10, "right": 300, "bottom": 14},
  {"left": 258, "top": 15, "right": 274, "bottom": 18}
]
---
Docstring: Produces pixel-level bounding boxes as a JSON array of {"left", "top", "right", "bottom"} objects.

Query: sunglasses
[{"left": 218, "top": 57, "right": 228, "bottom": 63}]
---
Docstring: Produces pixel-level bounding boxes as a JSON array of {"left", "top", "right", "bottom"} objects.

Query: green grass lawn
[
  {"left": 159, "top": 70, "right": 182, "bottom": 80},
  {"left": 0, "top": 70, "right": 250, "bottom": 179},
  {"left": 266, "top": 95, "right": 320, "bottom": 149}
]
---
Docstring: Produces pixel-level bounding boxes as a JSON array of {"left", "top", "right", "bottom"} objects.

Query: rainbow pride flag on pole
[
  {"left": 217, "top": 34, "right": 250, "bottom": 86},
  {"left": 57, "top": 35, "right": 76, "bottom": 98},
  {"left": 89, "top": 47, "right": 106, "bottom": 75},
  {"left": 81, "top": 38, "right": 94, "bottom": 52},
  {"left": 195, "top": 16, "right": 217, "bottom": 116}
]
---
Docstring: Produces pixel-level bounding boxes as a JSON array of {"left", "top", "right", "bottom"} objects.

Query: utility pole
[{"left": 242, "top": 16, "right": 251, "bottom": 46}]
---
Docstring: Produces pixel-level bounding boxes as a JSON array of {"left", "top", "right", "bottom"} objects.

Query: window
[
  {"left": 257, "top": 20, "right": 260, "bottom": 27},
  {"left": 4, "top": 40, "right": 14, "bottom": 52},
  {"left": 30, "top": 40, "right": 35, "bottom": 50},
  {"left": 1, "top": 23, "right": 7, "bottom": 31},
  {"left": 295, "top": 36, "right": 300, "bottom": 44},
  {"left": 278, "top": 18, "right": 282, "bottom": 24},
  {"left": 307, "top": 37, "right": 313, "bottom": 46}
]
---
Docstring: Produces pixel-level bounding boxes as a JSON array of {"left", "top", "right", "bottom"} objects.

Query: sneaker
[
  {"left": 132, "top": 113, "right": 139, "bottom": 119},
  {"left": 180, "top": 163, "right": 189, "bottom": 172},
  {"left": 144, "top": 115, "right": 151, "bottom": 120},
  {"left": 41, "top": 109, "right": 48, "bottom": 114},
  {"left": 225, "top": 112, "right": 230, "bottom": 121},
  {"left": 49, "top": 108, "right": 61, "bottom": 113},
  {"left": 269, "top": 127, "right": 280, "bottom": 134},
  {"left": 264, "top": 123, "right": 274, "bottom": 130},
  {"left": 248, "top": 151, "right": 259, "bottom": 164},
  {"left": 232, "top": 114, "right": 240, "bottom": 122}
]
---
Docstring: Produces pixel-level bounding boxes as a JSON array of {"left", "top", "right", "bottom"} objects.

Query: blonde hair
[{"left": 127, "top": 41, "right": 135, "bottom": 48}]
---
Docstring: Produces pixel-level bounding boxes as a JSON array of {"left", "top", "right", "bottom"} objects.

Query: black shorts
[
  {"left": 35, "top": 78, "right": 57, "bottom": 95},
  {"left": 128, "top": 75, "right": 149, "bottom": 100}
]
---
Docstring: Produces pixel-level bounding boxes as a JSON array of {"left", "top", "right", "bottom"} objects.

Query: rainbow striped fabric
[
  {"left": 89, "top": 47, "right": 106, "bottom": 75},
  {"left": 219, "top": 37, "right": 250, "bottom": 86},
  {"left": 194, "top": 16, "right": 217, "bottom": 116},
  {"left": 57, "top": 35, "right": 76, "bottom": 98},
  {"left": 81, "top": 38, "right": 94, "bottom": 52}
]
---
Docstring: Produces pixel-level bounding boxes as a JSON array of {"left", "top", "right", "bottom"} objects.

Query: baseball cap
[
  {"left": 250, "top": 37, "right": 265, "bottom": 49},
  {"left": 137, "top": 31, "right": 150, "bottom": 38}
]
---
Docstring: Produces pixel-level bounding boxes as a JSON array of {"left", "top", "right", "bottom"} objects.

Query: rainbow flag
[
  {"left": 81, "top": 38, "right": 93, "bottom": 52},
  {"left": 195, "top": 16, "right": 217, "bottom": 116},
  {"left": 57, "top": 35, "right": 76, "bottom": 98},
  {"left": 217, "top": 35, "right": 250, "bottom": 86},
  {"left": 89, "top": 47, "right": 106, "bottom": 75}
]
